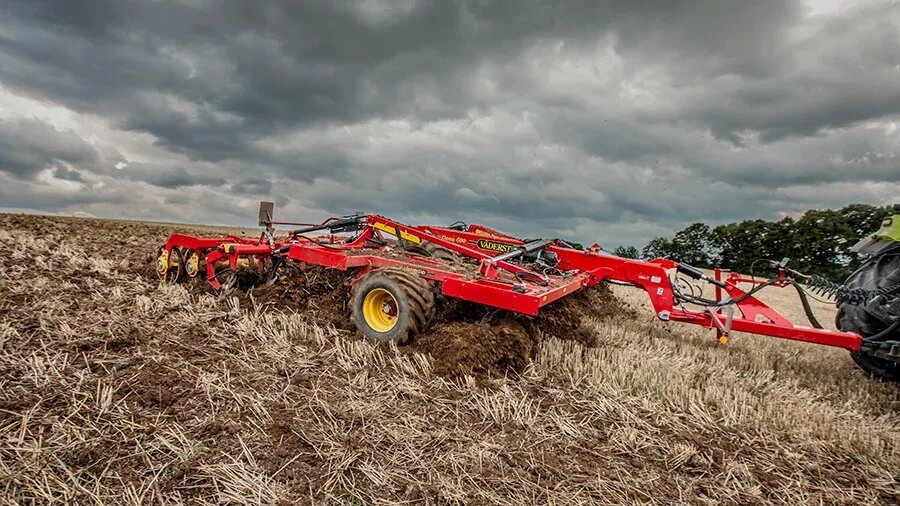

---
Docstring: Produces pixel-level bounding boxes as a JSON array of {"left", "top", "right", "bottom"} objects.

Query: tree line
[{"left": 611, "top": 204, "right": 893, "bottom": 281}]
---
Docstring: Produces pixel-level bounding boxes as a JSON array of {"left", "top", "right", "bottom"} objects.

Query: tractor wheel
[
  {"left": 835, "top": 249, "right": 900, "bottom": 381},
  {"left": 350, "top": 268, "right": 435, "bottom": 343}
]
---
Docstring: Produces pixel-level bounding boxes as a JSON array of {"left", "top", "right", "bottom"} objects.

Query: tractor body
[{"left": 836, "top": 211, "right": 900, "bottom": 380}]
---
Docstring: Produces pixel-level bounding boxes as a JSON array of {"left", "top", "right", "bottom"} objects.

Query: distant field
[{"left": 1, "top": 213, "right": 898, "bottom": 504}]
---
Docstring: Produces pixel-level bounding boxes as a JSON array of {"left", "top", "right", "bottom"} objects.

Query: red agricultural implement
[{"left": 156, "top": 202, "right": 900, "bottom": 381}]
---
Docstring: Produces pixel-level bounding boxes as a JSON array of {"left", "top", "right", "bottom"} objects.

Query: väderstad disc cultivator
[{"left": 155, "top": 202, "right": 900, "bottom": 381}]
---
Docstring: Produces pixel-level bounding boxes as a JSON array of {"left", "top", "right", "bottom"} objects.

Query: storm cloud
[{"left": 1, "top": 0, "right": 898, "bottom": 247}]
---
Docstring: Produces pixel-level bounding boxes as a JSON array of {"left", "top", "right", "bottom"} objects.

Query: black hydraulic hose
[
  {"left": 675, "top": 278, "right": 778, "bottom": 307},
  {"left": 861, "top": 319, "right": 900, "bottom": 349},
  {"left": 276, "top": 234, "right": 347, "bottom": 254},
  {"left": 870, "top": 319, "right": 900, "bottom": 340},
  {"left": 291, "top": 216, "right": 364, "bottom": 237},
  {"left": 792, "top": 283, "right": 824, "bottom": 329},
  {"left": 295, "top": 234, "right": 346, "bottom": 250},
  {"left": 676, "top": 262, "right": 728, "bottom": 289}
]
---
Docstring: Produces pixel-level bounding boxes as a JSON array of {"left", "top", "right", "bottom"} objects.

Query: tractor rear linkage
[{"left": 156, "top": 204, "right": 872, "bottom": 355}]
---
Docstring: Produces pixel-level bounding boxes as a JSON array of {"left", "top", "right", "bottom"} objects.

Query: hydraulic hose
[
  {"left": 869, "top": 319, "right": 900, "bottom": 341},
  {"left": 792, "top": 283, "right": 824, "bottom": 329}
]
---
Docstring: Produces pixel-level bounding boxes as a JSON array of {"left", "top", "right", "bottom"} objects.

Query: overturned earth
[{"left": 218, "top": 261, "right": 630, "bottom": 378}]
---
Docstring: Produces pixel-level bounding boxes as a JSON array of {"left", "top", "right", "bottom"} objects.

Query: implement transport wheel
[
  {"left": 836, "top": 249, "right": 900, "bottom": 382},
  {"left": 350, "top": 268, "right": 435, "bottom": 343},
  {"left": 156, "top": 246, "right": 184, "bottom": 283}
]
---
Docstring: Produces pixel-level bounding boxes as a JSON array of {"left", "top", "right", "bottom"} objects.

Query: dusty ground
[{"left": 0, "top": 213, "right": 898, "bottom": 505}]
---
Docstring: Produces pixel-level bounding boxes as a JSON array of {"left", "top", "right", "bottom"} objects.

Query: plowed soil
[
  {"left": 2, "top": 213, "right": 898, "bottom": 505},
  {"left": 212, "top": 248, "right": 629, "bottom": 378}
]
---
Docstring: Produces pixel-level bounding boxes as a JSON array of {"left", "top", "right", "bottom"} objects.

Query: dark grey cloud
[
  {"left": 0, "top": 118, "right": 98, "bottom": 179},
  {"left": 119, "top": 162, "right": 229, "bottom": 189},
  {"left": 231, "top": 177, "right": 273, "bottom": 196},
  {"left": 0, "top": 0, "right": 898, "bottom": 247},
  {"left": 0, "top": 1, "right": 806, "bottom": 159}
]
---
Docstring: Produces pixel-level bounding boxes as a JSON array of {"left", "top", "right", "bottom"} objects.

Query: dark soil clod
[{"left": 411, "top": 320, "right": 537, "bottom": 378}]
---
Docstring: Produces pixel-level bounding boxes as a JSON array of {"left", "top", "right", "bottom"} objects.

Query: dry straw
[{"left": 0, "top": 214, "right": 897, "bottom": 504}]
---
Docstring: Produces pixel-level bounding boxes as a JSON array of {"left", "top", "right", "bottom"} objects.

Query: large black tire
[
  {"left": 350, "top": 268, "right": 435, "bottom": 343},
  {"left": 422, "top": 241, "right": 462, "bottom": 264},
  {"left": 835, "top": 248, "right": 900, "bottom": 381}
]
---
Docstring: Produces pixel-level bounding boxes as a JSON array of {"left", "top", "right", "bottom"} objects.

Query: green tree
[
  {"left": 613, "top": 245, "right": 640, "bottom": 259},
  {"left": 783, "top": 204, "right": 890, "bottom": 279},
  {"left": 711, "top": 218, "right": 794, "bottom": 274},
  {"left": 643, "top": 223, "right": 716, "bottom": 266},
  {"left": 649, "top": 203, "right": 893, "bottom": 280},
  {"left": 642, "top": 236, "right": 676, "bottom": 260},
  {"left": 671, "top": 223, "right": 716, "bottom": 267}
]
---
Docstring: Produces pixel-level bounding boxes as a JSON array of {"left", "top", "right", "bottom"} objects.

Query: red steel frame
[{"left": 160, "top": 214, "right": 862, "bottom": 352}]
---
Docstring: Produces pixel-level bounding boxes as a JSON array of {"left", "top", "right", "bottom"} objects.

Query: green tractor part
[
  {"left": 851, "top": 209, "right": 900, "bottom": 255},
  {"left": 836, "top": 206, "right": 900, "bottom": 381}
]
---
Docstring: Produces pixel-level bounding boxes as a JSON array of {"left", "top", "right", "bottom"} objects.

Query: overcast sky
[{"left": 1, "top": 0, "right": 898, "bottom": 248}]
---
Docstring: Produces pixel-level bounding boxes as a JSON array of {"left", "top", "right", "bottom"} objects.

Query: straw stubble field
[{"left": 0, "top": 213, "right": 898, "bottom": 504}]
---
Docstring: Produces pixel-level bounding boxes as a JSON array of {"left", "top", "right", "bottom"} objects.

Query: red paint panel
[{"left": 441, "top": 278, "right": 541, "bottom": 315}]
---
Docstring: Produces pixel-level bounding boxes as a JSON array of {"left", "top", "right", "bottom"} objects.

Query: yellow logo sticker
[{"left": 476, "top": 239, "right": 516, "bottom": 253}]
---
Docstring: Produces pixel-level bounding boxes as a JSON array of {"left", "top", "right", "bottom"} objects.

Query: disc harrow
[{"left": 153, "top": 202, "right": 900, "bottom": 380}]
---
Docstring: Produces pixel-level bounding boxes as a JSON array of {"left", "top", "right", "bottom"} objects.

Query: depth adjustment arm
[
  {"left": 291, "top": 215, "right": 366, "bottom": 237},
  {"left": 705, "top": 305, "right": 735, "bottom": 344},
  {"left": 491, "top": 238, "right": 554, "bottom": 264},
  {"left": 479, "top": 238, "right": 555, "bottom": 286},
  {"left": 676, "top": 262, "right": 728, "bottom": 289}
]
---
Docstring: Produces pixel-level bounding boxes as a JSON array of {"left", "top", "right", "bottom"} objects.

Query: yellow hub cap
[
  {"left": 362, "top": 288, "right": 399, "bottom": 333},
  {"left": 156, "top": 250, "right": 169, "bottom": 279},
  {"left": 184, "top": 251, "right": 200, "bottom": 278}
]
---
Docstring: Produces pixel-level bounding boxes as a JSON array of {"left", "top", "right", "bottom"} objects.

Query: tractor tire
[
  {"left": 350, "top": 268, "right": 436, "bottom": 343},
  {"left": 835, "top": 248, "right": 900, "bottom": 381}
]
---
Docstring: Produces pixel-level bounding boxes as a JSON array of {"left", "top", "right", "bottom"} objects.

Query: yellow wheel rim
[
  {"left": 156, "top": 249, "right": 169, "bottom": 279},
  {"left": 362, "top": 288, "right": 398, "bottom": 333},
  {"left": 184, "top": 250, "right": 200, "bottom": 278}
]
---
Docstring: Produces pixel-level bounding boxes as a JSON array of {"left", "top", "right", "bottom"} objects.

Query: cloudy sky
[{"left": 1, "top": 0, "right": 898, "bottom": 248}]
